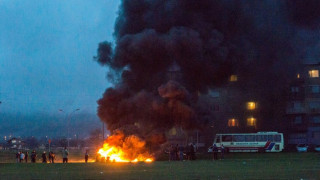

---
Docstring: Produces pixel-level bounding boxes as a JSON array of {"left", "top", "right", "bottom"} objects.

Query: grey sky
[{"left": 0, "top": 0, "right": 120, "bottom": 115}]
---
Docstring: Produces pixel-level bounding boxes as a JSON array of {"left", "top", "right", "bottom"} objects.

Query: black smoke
[
  {"left": 286, "top": 0, "right": 320, "bottom": 29},
  {"left": 95, "top": 0, "right": 320, "bottom": 153}
]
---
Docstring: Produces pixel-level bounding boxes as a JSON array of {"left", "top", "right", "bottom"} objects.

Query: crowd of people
[
  {"left": 168, "top": 143, "right": 196, "bottom": 161},
  {"left": 167, "top": 143, "right": 226, "bottom": 161},
  {"left": 16, "top": 151, "right": 28, "bottom": 163},
  {"left": 211, "top": 143, "right": 225, "bottom": 160},
  {"left": 14, "top": 147, "right": 79, "bottom": 163},
  {"left": 14, "top": 144, "right": 226, "bottom": 163}
]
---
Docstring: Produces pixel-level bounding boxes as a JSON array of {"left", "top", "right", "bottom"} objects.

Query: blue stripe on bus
[{"left": 266, "top": 143, "right": 275, "bottom": 150}]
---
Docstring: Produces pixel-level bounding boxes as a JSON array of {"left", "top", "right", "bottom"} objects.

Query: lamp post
[{"left": 59, "top": 108, "right": 80, "bottom": 148}]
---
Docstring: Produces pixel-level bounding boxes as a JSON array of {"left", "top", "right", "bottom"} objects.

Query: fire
[{"left": 97, "top": 131, "right": 154, "bottom": 163}]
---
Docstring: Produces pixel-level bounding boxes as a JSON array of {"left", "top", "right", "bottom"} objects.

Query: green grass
[{"left": 0, "top": 152, "right": 320, "bottom": 179}]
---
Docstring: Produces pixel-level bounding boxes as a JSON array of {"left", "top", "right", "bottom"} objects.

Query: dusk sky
[{"left": 0, "top": 0, "right": 120, "bottom": 115}]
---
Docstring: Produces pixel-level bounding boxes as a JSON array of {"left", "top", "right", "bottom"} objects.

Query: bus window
[
  {"left": 222, "top": 135, "right": 232, "bottom": 142},
  {"left": 215, "top": 136, "right": 221, "bottom": 143},
  {"left": 256, "top": 135, "right": 262, "bottom": 142},
  {"left": 263, "top": 135, "right": 268, "bottom": 141},
  {"left": 233, "top": 135, "right": 245, "bottom": 142},
  {"left": 274, "top": 135, "right": 281, "bottom": 142},
  {"left": 245, "top": 135, "right": 256, "bottom": 142},
  {"left": 257, "top": 135, "right": 268, "bottom": 142},
  {"left": 268, "top": 135, "right": 274, "bottom": 141}
]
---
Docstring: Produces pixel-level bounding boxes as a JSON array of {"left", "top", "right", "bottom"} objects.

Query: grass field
[{"left": 0, "top": 152, "right": 320, "bottom": 180}]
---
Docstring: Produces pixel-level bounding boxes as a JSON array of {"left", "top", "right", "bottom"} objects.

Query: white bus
[{"left": 211, "top": 132, "right": 284, "bottom": 152}]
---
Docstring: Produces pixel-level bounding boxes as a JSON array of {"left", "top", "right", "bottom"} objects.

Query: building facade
[
  {"left": 165, "top": 62, "right": 272, "bottom": 150},
  {"left": 286, "top": 63, "right": 320, "bottom": 146},
  {"left": 196, "top": 75, "right": 261, "bottom": 149}
]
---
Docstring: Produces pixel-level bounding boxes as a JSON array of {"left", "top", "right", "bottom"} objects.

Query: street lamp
[{"left": 59, "top": 108, "right": 80, "bottom": 148}]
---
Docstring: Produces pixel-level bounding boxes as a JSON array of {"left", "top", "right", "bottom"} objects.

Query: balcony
[
  {"left": 286, "top": 107, "right": 306, "bottom": 114},
  {"left": 289, "top": 124, "right": 308, "bottom": 132},
  {"left": 305, "top": 93, "right": 320, "bottom": 99},
  {"left": 288, "top": 92, "right": 305, "bottom": 100}
]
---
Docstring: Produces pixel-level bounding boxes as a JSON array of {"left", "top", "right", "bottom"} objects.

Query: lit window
[
  {"left": 229, "top": 75, "right": 238, "bottom": 82},
  {"left": 247, "top": 102, "right": 256, "bottom": 110},
  {"left": 228, "top": 118, "right": 239, "bottom": 127},
  {"left": 247, "top": 117, "right": 256, "bottom": 127},
  {"left": 309, "top": 70, "right": 319, "bottom": 78}
]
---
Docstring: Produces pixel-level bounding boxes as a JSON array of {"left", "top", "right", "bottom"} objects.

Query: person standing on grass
[
  {"left": 185, "top": 144, "right": 190, "bottom": 160},
  {"left": 85, "top": 150, "right": 89, "bottom": 163},
  {"left": 62, "top": 147, "right": 69, "bottom": 163},
  {"left": 169, "top": 145, "right": 174, "bottom": 161},
  {"left": 51, "top": 152, "right": 55, "bottom": 163},
  {"left": 42, "top": 151, "right": 47, "bottom": 163},
  {"left": 48, "top": 152, "right": 52, "bottom": 163},
  {"left": 16, "top": 151, "right": 20, "bottom": 163},
  {"left": 175, "top": 144, "right": 179, "bottom": 161},
  {"left": 213, "top": 144, "right": 218, "bottom": 160},
  {"left": 189, "top": 144, "right": 195, "bottom": 160},
  {"left": 20, "top": 151, "right": 25, "bottom": 163},
  {"left": 220, "top": 144, "right": 225, "bottom": 160},
  {"left": 25, "top": 151, "right": 29, "bottom": 163},
  {"left": 31, "top": 150, "right": 37, "bottom": 163},
  {"left": 178, "top": 145, "right": 184, "bottom": 161}
]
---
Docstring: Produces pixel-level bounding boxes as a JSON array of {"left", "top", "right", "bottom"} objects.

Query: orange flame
[{"left": 97, "top": 131, "right": 154, "bottom": 163}]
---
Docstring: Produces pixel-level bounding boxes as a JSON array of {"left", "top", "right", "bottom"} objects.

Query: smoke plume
[{"left": 96, "top": 0, "right": 320, "bottom": 153}]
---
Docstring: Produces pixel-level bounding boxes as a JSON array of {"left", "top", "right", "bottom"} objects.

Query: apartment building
[{"left": 286, "top": 63, "right": 320, "bottom": 146}]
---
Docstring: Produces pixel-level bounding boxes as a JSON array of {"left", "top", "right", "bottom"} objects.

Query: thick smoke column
[
  {"left": 286, "top": 0, "right": 320, "bottom": 29},
  {"left": 96, "top": 0, "right": 320, "bottom": 153}
]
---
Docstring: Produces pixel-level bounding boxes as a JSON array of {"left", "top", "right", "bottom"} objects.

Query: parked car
[
  {"left": 315, "top": 145, "right": 320, "bottom": 152},
  {"left": 296, "top": 144, "right": 308, "bottom": 152}
]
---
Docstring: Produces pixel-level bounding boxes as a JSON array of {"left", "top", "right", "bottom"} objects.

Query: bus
[{"left": 210, "top": 132, "right": 284, "bottom": 152}]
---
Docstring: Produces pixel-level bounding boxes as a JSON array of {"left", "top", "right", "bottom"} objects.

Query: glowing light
[
  {"left": 309, "top": 70, "right": 319, "bottom": 78},
  {"left": 247, "top": 102, "right": 256, "bottom": 110},
  {"left": 247, "top": 117, "right": 257, "bottom": 127},
  {"left": 228, "top": 118, "right": 239, "bottom": 127},
  {"left": 297, "top": 74, "right": 300, "bottom": 79},
  {"left": 229, "top": 75, "right": 238, "bottom": 82},
  {"left": 145, "top": 158, "right": 153, "bottom": 163}
]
